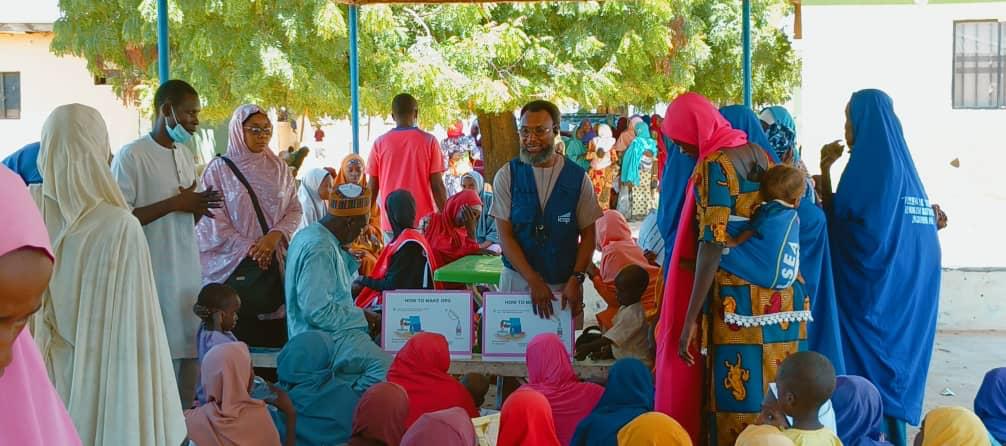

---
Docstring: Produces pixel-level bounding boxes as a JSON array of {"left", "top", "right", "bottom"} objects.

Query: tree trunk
[{"left": 477, "top": 110, "right": 519, "bottom": 187}]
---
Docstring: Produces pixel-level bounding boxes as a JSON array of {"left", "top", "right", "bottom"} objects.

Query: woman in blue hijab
[
  {"left": 570, "top": 358, "right": 654, "bottom": 446},
  {"left": 755, "top": 105, "right": 847, "bottom": 375},
  {"left": 821, "top": 89, "right": 942, "bottom": 446},
  {"left": 719, "top": 105, "right": 779, "bottom": 163},
  {"left": 274, "top": 330, "right": 389, "bottom": 446},
  {"left": 833, "top": 375, "right": 894, "bottom": 446}
]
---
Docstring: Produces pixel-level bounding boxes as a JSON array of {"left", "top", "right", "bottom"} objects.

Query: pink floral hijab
[{"left": 196, "top": 104, "right": 302, "bottom": 284}]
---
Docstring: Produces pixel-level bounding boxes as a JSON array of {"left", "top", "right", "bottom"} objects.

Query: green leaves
[{"left": 52, "top": 0, "right": 799, "bottom": 124}]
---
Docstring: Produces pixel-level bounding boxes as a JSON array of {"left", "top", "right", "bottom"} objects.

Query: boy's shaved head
[
  {"left": 614, "top": 264, "right": 649, "bottom": 307},
  {"left": 777, "top": 351, "right": 836, "bottom": 413}
]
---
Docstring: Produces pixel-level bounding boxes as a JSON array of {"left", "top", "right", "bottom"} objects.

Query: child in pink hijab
[
  {"left": 185, "top": 342, "right": 293, "bottom": 446},
  {"left": 0, "top": 165, "right": 81, "bottom": 445},
  {"left": 522, "top": 333, "right": 605, "bottom": 445}
]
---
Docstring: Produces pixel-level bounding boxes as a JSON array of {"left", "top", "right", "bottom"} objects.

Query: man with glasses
[
  {"left": 491, "top": 100, "right": 602, "bottom": 319},
  {"left": 111, "top": 79, "right": 223, "bottom": 407},
  {"left": 368, "top": 93, "right": 448, "bottom": 242}
]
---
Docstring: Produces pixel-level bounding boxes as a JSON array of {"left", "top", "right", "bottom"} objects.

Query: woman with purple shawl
[
  {"left": 833, "top": 375, "right": 894, "bottom": 446},
  {"left": 196, "top": 104, "right": 302, "bottom": 347}
]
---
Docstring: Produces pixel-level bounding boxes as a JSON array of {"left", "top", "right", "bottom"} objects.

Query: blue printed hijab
[
  {"left": 570, "top": 358, "right": 654, "bottom": 446},
  {"left": 719, "top": 105, "right": 780, "bottom": 163},
  {"left": 761, "top": 106, "right": 799, "bottom": 162},
  {"left": 831, "top": 89, "right": 941, "bottom": 425}
]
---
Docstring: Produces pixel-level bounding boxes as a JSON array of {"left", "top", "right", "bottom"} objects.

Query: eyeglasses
[
  {"left": 518, "top": 126, "right": 555, "bottom": 138},
  {"left": 244, "top": 126, "right": 273, "bottom": 136}
]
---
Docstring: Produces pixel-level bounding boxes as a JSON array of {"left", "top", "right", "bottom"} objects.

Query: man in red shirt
[{"left": 367, "top": 94, "right": 448, "bottom": 240}]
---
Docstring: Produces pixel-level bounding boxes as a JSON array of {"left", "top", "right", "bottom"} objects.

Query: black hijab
[{"left": 385, "top": 189, "right": 417, "bottom": 239}]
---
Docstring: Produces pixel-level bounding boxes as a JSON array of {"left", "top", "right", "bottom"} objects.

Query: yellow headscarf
[
  {"left": 921, "top": 407, "right": 994, "bottom": 446},
  {"left": 616, "top": 412, "right": 692, "bottom": 446},
  {"left": 334, "top": 154, "right": 368, "bottom": 188},
  {"left": 735, "top": 425, "right": 796, "bottom": 446}
]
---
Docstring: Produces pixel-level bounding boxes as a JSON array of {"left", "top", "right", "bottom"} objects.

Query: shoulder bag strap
[{"left": 217, "top": 155, "right": 271, "bottom": 236}]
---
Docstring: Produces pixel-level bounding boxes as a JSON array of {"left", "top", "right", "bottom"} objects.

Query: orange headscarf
[
  {"left": 334, "top": 154, "right": 383, "bottom": 274},
  {"left": 498, "top": 389, "right": 561, "bottom": 446},
  {"left": 335, "top": 154, "right": 369, "bottom": 188}
]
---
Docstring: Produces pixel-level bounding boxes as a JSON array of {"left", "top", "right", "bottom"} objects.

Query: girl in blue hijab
[
  {"left": 274, "top": 330, "right": 390, "bottom": 446},
  {"left": 570, "top": 358, "right": 654, "bottom": 446},
  {"left": 822, "top": 89, "right": 942, "bottom": 446}
]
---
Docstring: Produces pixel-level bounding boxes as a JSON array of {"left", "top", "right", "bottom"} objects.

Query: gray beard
[{"left": 519, "top": 144, "right": 555, "bottom": 165}]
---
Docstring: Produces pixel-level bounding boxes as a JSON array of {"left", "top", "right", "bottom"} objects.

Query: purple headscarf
[
  {"left": 400, "top": 407, "right": 478, "bottom": 446},
  {"left": 976, "top": 368, "right": 1006, "bottom": 444},
  {"left": 196, "top": 104, "right": 302, "bottom": 284},
  {"left": 833, "top": 376, "right": 893, "bottom": 446}
]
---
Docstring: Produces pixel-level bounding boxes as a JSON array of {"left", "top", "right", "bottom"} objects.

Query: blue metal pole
[
  {"left": 349, "top": 5, "right": 360, "bottom": 155},
  {"left": 742, "top": 0, "right": 752, "bottom": 108},
  {"left": 157, "top": 0, "right": 169, "bottom": 84}
]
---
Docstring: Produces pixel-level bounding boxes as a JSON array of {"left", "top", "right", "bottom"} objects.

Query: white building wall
[
  {"left": 0, "top": 32, "right": 144, "bottom": 157},
  {"left": 799, "top": 2, "right": 1006, "bottom": 268}
]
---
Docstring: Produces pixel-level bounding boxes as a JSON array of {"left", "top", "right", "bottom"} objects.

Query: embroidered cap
[{"left": 329, "top": 183, "right": 372, "bottom": 217}]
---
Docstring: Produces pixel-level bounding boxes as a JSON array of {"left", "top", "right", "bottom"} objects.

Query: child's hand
[
  {"left": 267, "top": 384, "right": 296, "bottom": 416},
  {"left": 757, "top": 392, "right": 789, "bottom": 429}
]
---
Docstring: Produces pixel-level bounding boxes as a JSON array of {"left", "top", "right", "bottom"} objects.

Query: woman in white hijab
[
  {"left": 296, "top": 167, "right": 333, "bottom": 233},
  {"left": 32, "top": 104, "right": 186, "bottom": 446}
]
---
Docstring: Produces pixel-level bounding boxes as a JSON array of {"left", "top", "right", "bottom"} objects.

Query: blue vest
[{"left": 502, "top": 158, "right": 583, "bottom": 284}]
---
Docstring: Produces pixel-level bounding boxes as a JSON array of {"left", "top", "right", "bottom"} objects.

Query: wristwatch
[{"left": 573, "top": 272, "right": 586, "bottom": 284}]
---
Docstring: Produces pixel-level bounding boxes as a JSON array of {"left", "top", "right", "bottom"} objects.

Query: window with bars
[
  {"left": 953, "top": 21, "right": 1006, "bottom": 109},
  {"left": 0, "top": 72, "right": 20, "bottom": 119}
]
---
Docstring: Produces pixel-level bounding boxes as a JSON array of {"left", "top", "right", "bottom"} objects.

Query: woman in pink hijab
[
  {"left": 185, "top": 342, "right": 288, "bottom": 446},
  {"left": 522, "top": 333, "right": 605, "bottom": 445},
  {"left": 197, "top": 104, "right": 302, "bottom": 347},
  {"left": 401, "top": 407, "right": 478, "bottom": 446},
  {"left": 0, "top": 165, "right": 81, "bottom": 445},
  {"left": 655, "top": 93, "right": 809, "bottom": 445}
]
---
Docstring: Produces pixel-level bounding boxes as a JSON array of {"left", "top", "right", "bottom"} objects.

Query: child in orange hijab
[{"left": 334, "top": 154, "right": 383, "bottom": 275}]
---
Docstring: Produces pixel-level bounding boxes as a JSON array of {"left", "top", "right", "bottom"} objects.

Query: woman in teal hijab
[
  {"left": 274, "top": 330, "right": 390, "bottom": 446},
  {"left": 621, "top": 121, "right": 657, "bottom": 220}
]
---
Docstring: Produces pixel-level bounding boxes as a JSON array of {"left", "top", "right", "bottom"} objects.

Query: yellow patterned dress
[{"left": 694, "top": 151, "right": 811, "bottom": 446}]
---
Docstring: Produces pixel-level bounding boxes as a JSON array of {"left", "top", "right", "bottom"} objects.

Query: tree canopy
[{"left": 52, "top": 0, "right": 799, "bottom": 124}]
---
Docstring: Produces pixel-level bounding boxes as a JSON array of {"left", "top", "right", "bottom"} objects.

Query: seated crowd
[{"left": 0, "top": 78, "right": 997, "bottom": 446}]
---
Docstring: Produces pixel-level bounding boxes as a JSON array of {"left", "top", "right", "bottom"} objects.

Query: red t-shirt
[{"left": 367, "top": 127, "right": 445, "bottom": 231}]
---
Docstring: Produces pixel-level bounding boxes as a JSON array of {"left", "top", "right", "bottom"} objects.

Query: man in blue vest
[{"left": 491, "top": 100, "right": 602, "bottom": 318}]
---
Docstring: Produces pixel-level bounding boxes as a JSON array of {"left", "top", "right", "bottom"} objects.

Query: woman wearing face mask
[{"left": 196, "top": 104, "right": 302, "bottom": 349}]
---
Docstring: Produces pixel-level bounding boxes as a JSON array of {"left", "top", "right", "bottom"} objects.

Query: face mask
[{"left": 166, "top": 107, "right": 193, "bottom": 144}]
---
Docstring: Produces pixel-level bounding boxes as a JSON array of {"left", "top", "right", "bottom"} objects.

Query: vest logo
[{"left": 557, "top": 212, "right": 572, "bottom": 224}]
